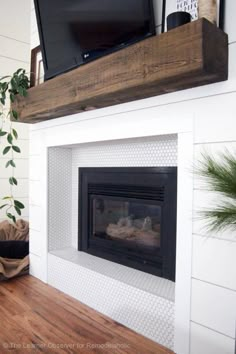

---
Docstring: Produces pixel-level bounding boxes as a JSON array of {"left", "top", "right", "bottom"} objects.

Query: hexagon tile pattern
[{"left": 47, "top": 134, "right": 177, "bottom": 350}]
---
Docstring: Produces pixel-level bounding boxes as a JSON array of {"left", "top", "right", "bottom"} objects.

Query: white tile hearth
[
  {"left": 48, "top": 252, "right": 175, "bottom": 349},
  {"left": 50, "top": 248, "right": 175, "bottom": 301}
]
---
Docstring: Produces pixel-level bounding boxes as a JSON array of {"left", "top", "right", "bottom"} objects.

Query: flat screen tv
[{"left": 34, "top": 0, "right": 156, "bottom": 80}]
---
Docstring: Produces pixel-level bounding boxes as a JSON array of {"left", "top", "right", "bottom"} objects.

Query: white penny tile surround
[
  {"left": 30, "top": 1, "right": 236, "bottom": 353},
  {"left": 47, "top": 135, "right": 178, "bottom": 350}
]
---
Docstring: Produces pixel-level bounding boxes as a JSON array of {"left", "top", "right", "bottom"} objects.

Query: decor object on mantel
[
  {"left": 0, "top": 219, "right": 29, "bottom": 281},
  {"left": 197, "top": 151, "right": 236, "bottom": 232},
  {"left": 176, "top": 0, "right": 198, "bottom": 20},
  {"left": 30, "top": 46, "right": 44, "bottom": 87},
  {"left": 0, "top": 69, "right": 29, "bottom": 222},
  {"left": 167, "top": 11, "right": 191, "bottom": 31},
  {"left": 198, "top": 0, "right": 219, "bottom": 26},
  {"left": 174, "top": 0, "right": 224, "bottom": 28},
  {"left": 164, "top": 0, "right": 198, "bottom": 31},
  {"left": 13, "top": 19, "right": 228, "bottom": 124}
]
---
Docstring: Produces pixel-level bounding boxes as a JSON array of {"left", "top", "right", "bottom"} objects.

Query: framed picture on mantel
[
  {"left": 162, "top": 0, "right": 225, "bottom": 32},
  {"left": 30, "top": 46, "right": 45, "bottom": 87}
]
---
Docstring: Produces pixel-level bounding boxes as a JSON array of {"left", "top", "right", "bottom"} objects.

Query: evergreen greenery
[
  {"left": 197, "top": 151, "right": 236, "bottom": 232},
  {"left": 0, "top": 69, "right": 29, "bottom": 223}
]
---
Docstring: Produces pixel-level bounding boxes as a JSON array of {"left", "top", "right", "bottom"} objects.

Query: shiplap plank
[
  {"left": 0, "top": 0, "right": 31, "bottom": 44},
  {"left": 192, "top": 235, "right": 236, "bottom": 291},
  {"left": 191, "top": 279, "right": 236, "bottom": 338},
  {"left": 190, "top": 322, "right": 235, "bottom": 354}
]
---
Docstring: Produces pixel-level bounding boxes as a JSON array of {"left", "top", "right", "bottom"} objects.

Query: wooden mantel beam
[{"left": 14, "top": 19, "right": 228, "bottom": 123}]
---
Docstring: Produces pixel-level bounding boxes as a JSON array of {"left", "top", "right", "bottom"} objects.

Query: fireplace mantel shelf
[{"left": 14, "top": 19, "right": 228, "bottom": 124}]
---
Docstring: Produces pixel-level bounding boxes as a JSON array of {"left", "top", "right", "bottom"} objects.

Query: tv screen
[{"left": 34, "top": 0, "right": 155, "bottom": 80}]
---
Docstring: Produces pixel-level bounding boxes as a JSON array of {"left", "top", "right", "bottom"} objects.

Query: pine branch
[
  {"left": 197, "top": 151, "right": 236, "bottom": 199},
  {"left": 196, "top": 150, "right": 236, "bottom": 232},
  {"left": 199, "top": 202, "right": 236, "bottom": 232}
]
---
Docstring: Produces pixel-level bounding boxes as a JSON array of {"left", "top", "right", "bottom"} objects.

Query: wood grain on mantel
[{"left": 14, "top": 18, "right": 228, "bottom": 123}]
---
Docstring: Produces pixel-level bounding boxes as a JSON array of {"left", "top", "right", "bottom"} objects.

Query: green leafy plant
[
  {"left": 197, "top": 150, "right": 236, "bottom": 232},
  {"left": 0, "top": 69, "right": 29, "bottom": 223}
]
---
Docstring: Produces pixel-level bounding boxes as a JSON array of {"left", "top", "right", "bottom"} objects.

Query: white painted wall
[
  {"left": 0, "top": 0, "right": 31, "bottom": 222},
  {"left": 30, "top": 1, "right": 236, "bottom": 354}
]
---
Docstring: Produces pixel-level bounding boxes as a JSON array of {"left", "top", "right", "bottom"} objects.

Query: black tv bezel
[{"left": 34, "top": 0, "right": 156, "bottom": 81}]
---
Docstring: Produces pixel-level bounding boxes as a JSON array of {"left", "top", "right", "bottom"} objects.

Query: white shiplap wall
[
  {"left": 0, "top": 0, "right": 31, "bottom": 222},
  {"left": 30, "top": 1, "right": 236, "bottom": 354}
]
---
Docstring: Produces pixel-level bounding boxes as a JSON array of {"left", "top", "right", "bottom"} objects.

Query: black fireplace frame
[{"left": 78, "top": 167, "right": 177, "bottom": 281}]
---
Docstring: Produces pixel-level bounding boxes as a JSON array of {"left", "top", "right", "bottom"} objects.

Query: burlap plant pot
[{"left": 0, "top": 219, "right": 29, "bottom": 281}]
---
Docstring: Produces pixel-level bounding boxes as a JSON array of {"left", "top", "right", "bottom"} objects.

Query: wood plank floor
[{"left": 0, "top": 276, "right": 173, "bottom": 354}]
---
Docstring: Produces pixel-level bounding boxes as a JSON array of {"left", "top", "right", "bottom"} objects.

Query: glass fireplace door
[
  {"left": 91, "top": 195, "right": 161, "bottom": 250},
  {"left": 79, "top": 167, "right": 177, "bottom": 280}
]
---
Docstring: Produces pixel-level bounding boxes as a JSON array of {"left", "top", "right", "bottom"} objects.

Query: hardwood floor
[{"left": 0, "top": 276, "right": 173, "bottom": 353}]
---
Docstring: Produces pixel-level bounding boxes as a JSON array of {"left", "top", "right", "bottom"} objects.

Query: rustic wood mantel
[{"left": 14, "top": 18, "right": 228, "bottom": 123}]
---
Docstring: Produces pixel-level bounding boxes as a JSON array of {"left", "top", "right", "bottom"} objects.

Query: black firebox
[{"left": 79, "top": 167, "right": 177, "bottom": 281}]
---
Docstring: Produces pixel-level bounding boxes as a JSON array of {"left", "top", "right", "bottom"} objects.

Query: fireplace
[{"left": 79, "top": 167, "right": 177, "bottom": 281}]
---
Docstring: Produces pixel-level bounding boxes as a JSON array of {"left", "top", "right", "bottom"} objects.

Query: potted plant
[{"left": 0, "top": 69, "right": 29, "bottom": 261}]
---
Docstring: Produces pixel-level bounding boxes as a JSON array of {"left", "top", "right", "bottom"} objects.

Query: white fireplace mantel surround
[
  {"left": 29, "top": 89, "right": 236, "bottom": 354},
  {"left": 29, "top": 0, "right": 236, "bottom": 351}
]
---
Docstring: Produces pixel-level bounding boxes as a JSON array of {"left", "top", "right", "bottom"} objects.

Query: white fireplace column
[{"left": 29, "top": 106, "right": 194, "bottom": 354}]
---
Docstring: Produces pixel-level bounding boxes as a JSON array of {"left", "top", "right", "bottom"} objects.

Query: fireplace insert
[{"left": 79, "top": 167, "right": 177, "bottom": 281}]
